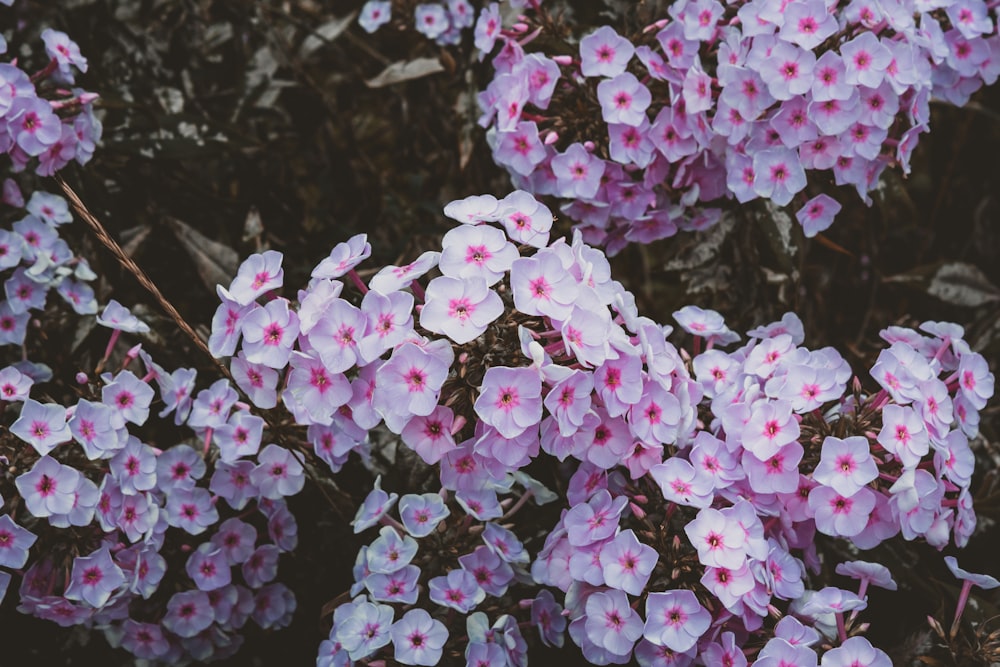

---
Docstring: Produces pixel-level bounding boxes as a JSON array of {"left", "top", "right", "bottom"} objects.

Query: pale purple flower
[
  {"left": 673, "top": 306, "right": 739, "bottom": 344},
  {"left": 96, "top": 299, "right": 150, "bottom": 333},
  {"left": 163, "top": 589, "right": 214, "bottom": 638},
  {"left": 214, "top": 409, "right": 265, "bottom": 462},
  {"left": 398, "top": 493, "right": 450, "bottom": 538},
  {"left": 744, "top": 441, "right": 804, "bottom": 494},
  {"left": 110, "top": 437, "right": 157, "bottom": 495},
  {"left": 496, "top": 189, "right": 554, "bottom": 247},
  {"left": 459, "top": 545, "right": 514, "bottom": 596},
  {"left": 643, "top": 589, "right": 711, "bottom": 652},
  {"left": 494, "top": 121, "right": 547, "bottom": 177},
  {"left": 958, "top": 352, "right": 994, "bottom": 410},
  {"left": 114, "top": 491, "right": 156, "bottom": 542},
  {"left": 511, "top": 251, "right": 578, "bottom": 320},
  {"left": 684, "top": 507, "right": 747, "bottom": 569},
  {"left": 211, "top": 517, "right": 258, "bottom": 565},
  {"left": 186, "top": 544, "right": 232, "bottom": 591},
  {"left": 10, "top": 398, "right": 71, "bottom": 455},
  {"left": 474, "top": 3, "right": 502, "bottom": 55},
  {"left": 210, "top": 460, "right": 257, "bottom": 510},
  {"left": 155, "top": 444, "right": 205, "bottom": 493},
  {"left": 312, "top": 233, "right": 370, "bottom": 279},
  {"left": 366, "top": 564, "right": 420, "bottom": 604},
  {"left": 836, "top": 560, "right": 897, "bottom": 593},
  {"left": 121, "top": 620, "right": 170, "bottom": 660},
  {"left": 651, "top": 458, "right": 713, "bottom": 508},
  {"left": 420, "top": 276, "right": 503, "bottom": 345},
  {"left": 230, "top": 352, "right": 278, "bottom": 409},
  {"left": 580, "top": 26, "right": 634, "bottom": 77},
  {"left": 165, "top": 487, "right": 219, "bottom": 535},
  {"left": 102, "top": 370, "right": 155, "bottom": 427},
  {"left": 241, "top": 298, "right": 299, "bottom": 369},
  {"left": 598, "top": 72, "right": 652, "bottom": 126},
  {"left": 352, "top": 475, "right": 398, "bottom": 534},
  {"left": 742, "top": 399, "right": 799, "bottom": 459},
  {"left": 42, "top": 29, "right": 88, "bottom": 74},
  {"left": 429, "top": 568, "right": 485, "bottom": 613},
  {"left": 551, "top": 143, "right": 605, "bottom": 199},
  {"left": 759, "top": 42, "right": 816, "bottom": 100},
  {"left": 390, "top": 608, "right": 448, "bottom": 666},
  {"left": 210, "top": 286, "right": 253, "bottom": 357},
  {"left": 283, "top": 351, "right": 352, "bottom": 425},
  {"left": 399, "top": 407, "right": 456, "bottom": 464},
  {"left": 753, "top": 148, "right": 807, "bottom": 206},
  {"left": 64, "top": 547, "right": 124, "bottom": 608},
  {"left": 414, "top": 4, "right": 449, "bottom": 40},
  {"left": 187, "top": 378, "right": 238, "bottom": 430},
  {"left": 544, "top": 370, "right": 593, "bottom": 436},
  {"left": 229, "top": 250, "right": 283, "bottom": 305},
  {"left": 368, "top": 250, "right": 439, "bottom": 294},
  {"left": 7, "top": 97, "right": 62, "bottom": 156},
  {"left": 474, "top": 366, "right": 542, "bottom": 438},
  {"left": 252, "top": 444, "right": 305, "bottom": 499},
  {"left": 0, "top": 301, "right": 31, "bottom": 345},
  {"left": 443, "top": 194, "right": 499, "bottom": 224},
  {"left": 367, "top": 526, "right": 417, "bottom": 575},
  {"left": 601, "top": 529, "right": 658, "bottom": 595},
  {"left": 796, "top": 194, "right": 841, "bottom": 238},
  {"left": 0, "top": 515, "right": 36, "bottom": 568},
  {"left": 583, "top": 589, "right": 642, "bottom": 658},
  {"left": 812, "top": 435, "right": 878, "bottom": 497},
  {"left": 4, "top": 269, "right": 47, "bottom": 314},
  {"left": 944, "top": 555, "right": 1000, "bottom": 589},
  {"left": 242, "top": 544, "right": 280, "bottom": 588},
  {"left": 754, "top": 637, "right": 818, "bottom": 667},
  {"left": 532, "top": 589, "right": 566, "bottom": 648},
  {"left": 483, "top": 522, "right": 529, "bottom": 564},
  {"left": 841, "top": 33, "right": 892, "bottom": 88},
  {"left": 358, "top": 289, "right": 414, "bottom": 363},
  {"left": 565, "top": 489, "right": 628, "bottom": 546},
  {"left": 780, "top": 0, "right": 838, "bottom": 49},
  {"left": 359, "top": 1, "right": 391, "bottom": 33},
  {"left": 877, "top": 404, "right": 928, "bottom": 467},
  {"left": 16, "top": 455, "right": 81, "bottom": 518},
  {"left": 820, "top": 636, "right": 891, "bottom": 667},
  {"left": 337, "top": 600, "right": 394, "bottom": 660},
  {"left": 439, "top": 223, "right": 517, "bottom": 286},
  {"left": 809, "top": 486, "right": 877, "bottom": 537}
]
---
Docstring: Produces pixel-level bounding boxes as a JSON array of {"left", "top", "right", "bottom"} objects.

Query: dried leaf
[
  {"left": 120, "top": 224, "right": 153, "bottom": 258},
  {"left": 365, "top": 58, "right": 445, "bottom": 88},
  {"left": 299, "top": 12, "right": 357, "bottom": 58},
  {"left": 164, "top": 217, "right": 239, "bottom": 292},
  {"left": 665, "top": 212, "right": 735, "bottom": 271},
  {"left": 454, "top": 88, "right": 478, "bottom": 170},
  {"left": 885, "top": 262, "right": 1000, "bottom": 308},
  {"left": 242, "top": 207, "right": 264, "bottom": 243},
  {"left": 759, "top": 201, "right": 797, "bottom": 273}
]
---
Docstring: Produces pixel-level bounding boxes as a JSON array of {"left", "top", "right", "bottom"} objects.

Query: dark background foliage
[{"left": 1, "top": 0, "right": 999, "bottom": 664}]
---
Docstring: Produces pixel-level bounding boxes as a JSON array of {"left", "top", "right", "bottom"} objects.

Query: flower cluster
[
  {"left": 197, "top": 189, "right": 992, "bottom": 665},
  {"left": 1, "top": 27, "right": 101, "bottom": 176},
  {"left": 358, "top": 0, "right": 497, "bottom": 46},
  {"left": 0, "top": 294, "right": 304, "bottom": 662},
  {"left": 474, "top": 0, "right": 1000, "bottom": 251},
  {"left": 0, "top": 182, "right": 306, "bottom": 664}
]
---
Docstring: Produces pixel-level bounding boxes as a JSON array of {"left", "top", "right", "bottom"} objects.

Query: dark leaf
[{"left": 365, "top": 58, "right": 445, "bottom": 88}]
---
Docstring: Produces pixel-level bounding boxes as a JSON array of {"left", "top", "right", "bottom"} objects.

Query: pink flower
[
  {"left": 580, "top": 26, "right": 634, "bottom": 78},
  {"left": 420, "top": 276, "right": 503, "bottom": 344},
  {"left": 229, "top": 250, "right": 283, "bottom": 305},
  {"left": 241, "top": 299, "right": 299, "bottom": 369}
]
